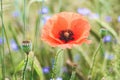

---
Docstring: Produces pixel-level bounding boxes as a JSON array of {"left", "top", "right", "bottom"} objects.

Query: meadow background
[{"left": 0, "top": 0, "right": 120, "bottom": 80}]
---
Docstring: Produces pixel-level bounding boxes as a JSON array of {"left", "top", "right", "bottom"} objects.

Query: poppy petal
[
  {"left": 71, "top": 19, "right": 90, "bottom": 40},
  {"left": 51, "top": 15, "right": 68, "bottom": 38}
]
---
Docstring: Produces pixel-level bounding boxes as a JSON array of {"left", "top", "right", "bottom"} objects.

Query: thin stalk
[
  {"left": 0, "top": 0, "right": 5, "bottom": 79},
  {"left": 30, "top": 56, "right": 34, "bottom": 80},
  {"left": 88, "top": 40, "right": 102, "bottom": 80},
  {"left": 70, "top": 71, "right": 76, "bottom": 80},
  {"left": 22, "top": 54, "right": 29, "bottom": 80},
  {"left": 51, "top": 49, "right": 63, "bottom": 79},
  {"left": 4, "top": 27, "right": 17, "bottom": 80},
  {"left": 23, "top": 0, "right": 26, "bottom": 39}
]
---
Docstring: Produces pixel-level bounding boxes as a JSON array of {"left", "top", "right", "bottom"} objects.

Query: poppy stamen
[{"left": 59, "top": 30, "right": 74, "bottom": 43}]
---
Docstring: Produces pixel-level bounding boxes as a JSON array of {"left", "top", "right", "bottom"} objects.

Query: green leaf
[
  {"left": 29, "top": 56, "right": 44, "bottom": 80},
  {"left": 14, "top": 60, "right": 24, "bottom": 74}
]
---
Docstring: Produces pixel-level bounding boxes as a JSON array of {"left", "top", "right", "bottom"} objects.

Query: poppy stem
[
  {"left": 51, "top": 49, "right": 63, "bottom": 79},
  {"left": 22, "top": 54, "right": 29, "bottom": 80},
  {"left": 88, "top": 40, "right": 102, "bottom": 80}
]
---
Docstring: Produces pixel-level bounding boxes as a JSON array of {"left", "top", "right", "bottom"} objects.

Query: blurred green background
[{"left": 0, "top": 0, "right": 120, "bottom": 80}]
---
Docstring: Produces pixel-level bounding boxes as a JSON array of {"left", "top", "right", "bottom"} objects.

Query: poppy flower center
[{"left": 59, "top": 30, "right": 74, "bottom": 43}]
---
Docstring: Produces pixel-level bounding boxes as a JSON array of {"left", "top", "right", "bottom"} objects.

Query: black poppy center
[{"left": 59, "top": 30, "right": 74, "bottom": 43}]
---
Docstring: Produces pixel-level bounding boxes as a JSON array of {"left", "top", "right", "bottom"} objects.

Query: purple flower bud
[
  {"left": 105, "top": 16, "right": 112, "bottom": 22},
  {"left": 10, "top": 39, "right": 18, "bottom": 51},
  {"left": 103, "top": 35, "right": 112, "bottom": 43},
  {"left": 42, "top": 66, "right": 50, "bottom": 74}
]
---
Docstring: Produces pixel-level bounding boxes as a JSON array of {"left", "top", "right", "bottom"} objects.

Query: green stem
[
  {"left": 88, "top": 40, "right": 102, "bottom": 80},
  {"left": 22, "top": 55, "right": 29, "bottom": 80},
  {"left": 51, "top": 49, "right": 63, "bottom": 79},
  {"left": 30, "top": 56, "right": 34, "bottom": 80},
  {"left": 0, "top": 0, "right": 5, "bottom": 79},
  {"left": 70, "top": 70, "right": 76, "bottom": 80},
  {"left": 4, "top": 26, "right": 17, "bottom": 80},
  {"left": 23, "top": 0, "right": 26, "bottom": 39}
]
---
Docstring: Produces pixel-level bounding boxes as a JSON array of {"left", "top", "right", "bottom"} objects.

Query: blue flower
[
  {"left": 105, "top": 16, "right": 112, "bottom": 22},
  {"left": 118, "top": 16, "right": 120, "bottom": 22},
  {"left": 50, "top": 77, "right": 62, "bottom": 80},
  {"left": 0, "top": 37, "right": 3, "bottom": 45},
  {"left": 38, "top": 7, "right": 49, "bottom": 14},
  {"left": 41, "top": 15, "right": 51, "bottom": 24},
  {"left": 56, "top": 77, "right": 62, "bottom": 80},
  {"left": 0, "top": 37, "right": 5, "bottom": 45},
  {"left": 88, "top": 13, "right": 99, "bottom": 20},
  {"left": 42, "top": 66, "right": 50, "bottom": 74},
  {"left": 104, "top": 53, "right": 114, "bottom": 60},
  {"left": 103, "top": 35, "right": 112, "bottom": 43},
  {"left": 12, "top": 10, "right": 20, "bottom": 17},
  {"left": 10, "top": 39, "right": 18, "bottom": 51},
  {"left": 77, "top": 8, "right": 91, "bottom": 16}
]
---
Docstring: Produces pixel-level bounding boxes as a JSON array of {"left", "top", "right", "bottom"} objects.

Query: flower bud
[
  {"left": 22, "top": 40, "right": 32, "bottom": 55},
  {"left": 100, "top": 28, "right": 108, "bottom": 38}
]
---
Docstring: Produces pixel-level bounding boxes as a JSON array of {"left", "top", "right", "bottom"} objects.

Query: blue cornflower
[
  {"left": 0, "top": 37, "right": 3, "bottom": 45},
  {"left": 38, "top": 7, "right": 49, "bottom": 14},
  {"left": 118, "top": 16, "right": 120, "bottom": 22},
  {"left": 103, "top": 35, "right": 112, "bottom": 43},
  {"left": 10, "top": 39, "right": 18, "bottom": 51},
  {"left": 77, "top": 8, "right": 91, "bottom": 16},
  {"left": 12, "top": 10, "right": 20, "bottom": 17},
  {"left": 41, "top": 15, "right": 51, "bottom": 24},
  {"left": 104, "top": 53, "right": 114, "bottom": 60},
  {"left": 88, "top": 13, "right": 99, "bottom": 20},
  {"left": 105, "top": 16, "right": 112, "bottom": 22},
  {"left": 56, "top": 77, "right": 62, "bottom": 80},
  {"left": 42, "top": 66, "right": 50, "bottom": 74},
  {"left": 50, "top": 77, "right": 63, "bottom": 80}
]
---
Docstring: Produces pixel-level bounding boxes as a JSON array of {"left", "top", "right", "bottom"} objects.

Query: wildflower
[
  {"left": 50, "top": 77, "right": 62, "bottom": 80},
  {"left": 56, "top": 77, "right": 62, "bottom": 80},
  {"left": 77, "top": 8, "right": 91, "bottom": 16},
  {"left": 42, "top": 66, "right": 50, "bottom": 74},
  {"left": 104, "top": 53, "right": 114, "bottom": 60},
  {"left": 105, "top": 16, "right": 112, "bottom": 22},
  {"left": 41, "top": 15, "right": 51, "bottom": 24},
  {"left": 12, "top": 10, "right": 20, "bottom": 17},
  {"left": 41, "top": 12, "right": 91, "bottom": 49},
  {"left": 10, "top": 39, "right": 18, "bottom": 51},
  {"left": 38, "top": 7, "right": 49, "bottom": 14},
  {"left": 88, "top": 13, "right": 99, "bottom": 20},
  {"left": 118, "top": 16, "right": 120, "bottom": 22},
  {"left": 0, "top": 37, "right": 3, "bottom": 45},
  {"left": 103, "top": 35, "right": 112, "bottom": 43}
]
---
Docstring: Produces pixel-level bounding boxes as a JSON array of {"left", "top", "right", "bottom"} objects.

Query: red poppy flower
[{"left": 41, "top": 12, "right": 91, "bottom": 49}]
